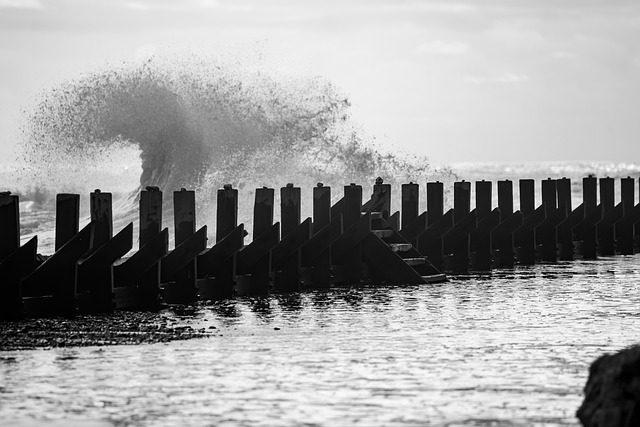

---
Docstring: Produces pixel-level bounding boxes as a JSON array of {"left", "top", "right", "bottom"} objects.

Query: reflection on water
[{"left": 2, "top": 257, "right": 640, "bottom": 426}]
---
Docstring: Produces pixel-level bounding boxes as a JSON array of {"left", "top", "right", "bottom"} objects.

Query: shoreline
[{"left": 0, "top": 309, "right": 214, "bottom": 351}]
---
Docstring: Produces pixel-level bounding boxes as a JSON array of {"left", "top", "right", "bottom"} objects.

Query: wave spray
[{"left": 18, "top": 51, "right": 452, "bottom": 248}]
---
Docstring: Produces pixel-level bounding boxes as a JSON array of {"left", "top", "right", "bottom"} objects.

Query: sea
[{"left": 1, "top": 54, "right": 640, "bottom": 426}]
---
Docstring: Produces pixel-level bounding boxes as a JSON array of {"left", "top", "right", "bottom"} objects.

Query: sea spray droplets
[
  {"left": 20, "top": 51, "right": 454, "bottom": 243},
  {"left": 22, "top": 54, "right": 346, "bottom": 191},
  {"left": 22, "top": 52, "right": 449, "bottom": 194}
]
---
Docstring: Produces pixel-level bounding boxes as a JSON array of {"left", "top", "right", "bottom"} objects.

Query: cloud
[
  {"left": 123, "top": 0, "right": 220, "bottom": 11},
  {"left": 488, "top": 26, "right": 544, "bottom": 46},
  {"left": 415, "top": 40, "right": 469, "bottom": 55},
  {"left": 0, "top": 0, "right": 43, "bottom": 9},
  {"left": 417, "top": 3, "right": 476, "bottom": 13},
  {"left": 552, "top": 51, "right": 577, "bottom": 59},
  {"left": 464, "top": 73, "right": 530, "bottom": 84},
  {"left": 370, "top": 2, "right": 476, "bottom": 14},
  {"left": 124, "top": 1, "right": 151, "bottom": 11}
]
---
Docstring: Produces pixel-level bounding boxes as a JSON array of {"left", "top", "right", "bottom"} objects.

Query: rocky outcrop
[{"left": 578, "top": 345, "right": 640, "bottom": 426}]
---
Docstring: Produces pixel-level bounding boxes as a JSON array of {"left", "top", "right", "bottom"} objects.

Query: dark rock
[{"left": 577, "top": 345, "right": 640, "bottom": 427}]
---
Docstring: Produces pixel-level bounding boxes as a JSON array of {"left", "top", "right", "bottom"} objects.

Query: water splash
[{"left": 18, "top": 51, "right": 453, "bottom": 245}]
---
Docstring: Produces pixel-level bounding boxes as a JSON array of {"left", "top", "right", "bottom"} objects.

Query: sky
[{"left": 0, "top": 0, "right": 639, "bottom": 165}]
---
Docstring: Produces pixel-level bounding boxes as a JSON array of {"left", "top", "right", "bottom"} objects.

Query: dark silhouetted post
[
  {"left": 276, "top": 184, "right": 302, "bottom": 291},
  {"left": 618, "top": 177, "right": 635, "bottom": 255},
  {"left": 344, "top": 184, "right": 362, "bottom": 228},
  {"left": 427, "top": 181, "right": 444, "bottom": 226},
  {"left": 598, "top": 177, "right": 616, "bottom": 255},
  {"left": 198, "top": 184, "right": 239, "bottom": 299},
  {"left": 498, "top": 180, "right": 513, "bottom": 216},
  {"left": 450, "top": 181, "right": 471, "bottom": 273},
  {"left": 313, "top": 184, "right": 331, "bottom": 231},
  {"left": 583, "top": 176, "right": 598, "bottom": 216},
  {"left": 519, "top": 179, "right": 535, "bottom": 216},
  {"left": 556, "top": 178, "right": 575, "bottom": 260},
  {"left": 248, "top": 187, "right": 276, "bottom": 295},
  {"left": 516, "top": 179, "right": 537, "bottom": 264},
  {"left": 253, "top": 187, "right": 274, "bottom": 239},
  {"left": 600, "top": 177, "right": 615, "bottom": 214},
  {"left": 454, "top": 181, "right": 470, "bottom": 223},
  {"left": 166, "top": 189, "right": 198, "bottom": 303},
  {"left": 471, "top": 180, "right": 496, "bottom": 271},
  {"left": 309, "top": 183, "right": 332, "bottom": 288},
  {"left": 335, "top": 184, "right": 362, "bottom": 284},
  {"left": 557, "top": 178, "right": 572, "bottom": 215},
  {"left": 420, "top": 181, "right": 449, "bottom": 271},
  {"left": 493, "top": 180, "right": 517, "bottom": 268},
  {"left": 140, "top": 187, "right": 162, "bottom": 247},
  {"left": 0, "top": 192, "right": 34, "bottom": 319},
  {"left": 621, "top": 177, "right": 635, "bottom": 216},
  {"left": 577, "top": 177, "right": 599, "bottom": 259},
  {"left": 75, "top": 190, "right": 116, "bottom": 313},
  {"left": 401, "top": 182, "right": 419, "bottom": 230},
  {"left": 538, "top": 179, "right": 559, "bottom": 262},
  {"left": 281, "top": 184, "right": 301, "bottom": 237},
  {"left": 139, "top": 187, "right": 163, "bottom": 308},
  {"left": 542, "top": 178, "right": 557, "bottom": 212},
  {"left": 0, "top": 192, "right": 20, "bottom": 260},
  {"left": 90, "top": 190, "right": 112, "bottom": 250},
  {"left": 217, "top": 184, "right": 238, "bottom": 242},
  {"left": 55, "top": 193, "right": 79, "bottom": 251},
  {"left": 476, "top": 180, "right": 492, "bottom": 220},
  {"left": 633, "top": 178, "right": 640, "bottom": 252}
]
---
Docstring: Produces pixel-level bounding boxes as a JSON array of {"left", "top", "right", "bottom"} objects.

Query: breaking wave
[{"left": 18, "top": 51, "right": 453, "bottom": 245}]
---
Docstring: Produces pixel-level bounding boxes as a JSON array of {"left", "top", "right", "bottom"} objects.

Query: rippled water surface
[{"left": 2, "top": 256, "right": 640, "bottom": 426}]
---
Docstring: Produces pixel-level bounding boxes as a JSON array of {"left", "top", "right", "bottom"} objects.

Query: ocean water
[
  {"left": 2, "top": 160, "right": 639, "bottom": 426},
  {"left": 1, "top": 256, "right": 640, "bottom": 426},
  {"left": 2, "top": 54, "right": 640, "bottom": 426}
]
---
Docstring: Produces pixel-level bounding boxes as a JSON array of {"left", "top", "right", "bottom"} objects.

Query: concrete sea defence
[{"left": 0, "top": 176, "right": 638, "bottom": 320}]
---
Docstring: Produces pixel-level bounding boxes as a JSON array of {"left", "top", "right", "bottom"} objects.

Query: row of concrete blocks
[
  {"left": 2, "top": 175, "right": 638, "bottom": 319},
  {"left": 400, "top": 176, "right": 640, "bottom": 274},
  {"left": 0, "top": 182, "right": 446, "bottom": 320}
]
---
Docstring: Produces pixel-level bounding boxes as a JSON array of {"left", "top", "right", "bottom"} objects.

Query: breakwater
[{"left": 1, "top": 176, "right": 638, "bottom": 319}]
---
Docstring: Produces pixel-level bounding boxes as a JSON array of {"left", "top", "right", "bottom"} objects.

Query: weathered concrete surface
[{"left": 578, "top": 345, "right": 640, "bottom": 427}]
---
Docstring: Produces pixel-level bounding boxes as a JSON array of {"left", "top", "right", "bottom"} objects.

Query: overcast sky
[{"left": 1, "top": 0, "right": 639, "bottom": 164}]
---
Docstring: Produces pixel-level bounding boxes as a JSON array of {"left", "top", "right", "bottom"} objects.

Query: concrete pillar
[
  {"left": 55, "top": 193, "right": 79, "bottom": 251},
  {"left": 216, "top": 184, "right": 238, "bottom": 242},
  {"left": 343, "top": 184, "right": 362, "bottom": 228},
  {"left": 600, "top": 177, "right": 615, "bottom": 213},
  {"left": 454, "top": 181, "right": 471, "bottom": 223},
  {"left": 583, "top": 176, "right": 598, "bottom": 216},
  {"left": 497, "top": 180, "right": 513, "bottom": 216},
  {"left": 475, "top": 180, "right": 492, "bottom": 220},
  {"left": 401, "top": 182, "right": 419, "bottom": 229},
  {"left": 140, "top": 187, "right": 162, "bottom": 248},
  {"left": 313, "top": 183, "right": 331, "bottom": 231},
  {"left": 426, "top": 181, "right": 444, "bottom": 226},
  {"left": 519, "top": 179, "right": 535, "bottom": 216},
  {"left": 90, "top": 190, "right": 112, "bottom": 249},
  {"left": 253, "top": 187, "right": 274, "bottom": 239},
  {"left": 281, "top": 183, "right": 301, "bottom": 237},
  {"left": 557, "top": 178, "right": 572, "bottom": 215},
  {"left": 542, "top": 178, "right": 557, "bottom": 212}
]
